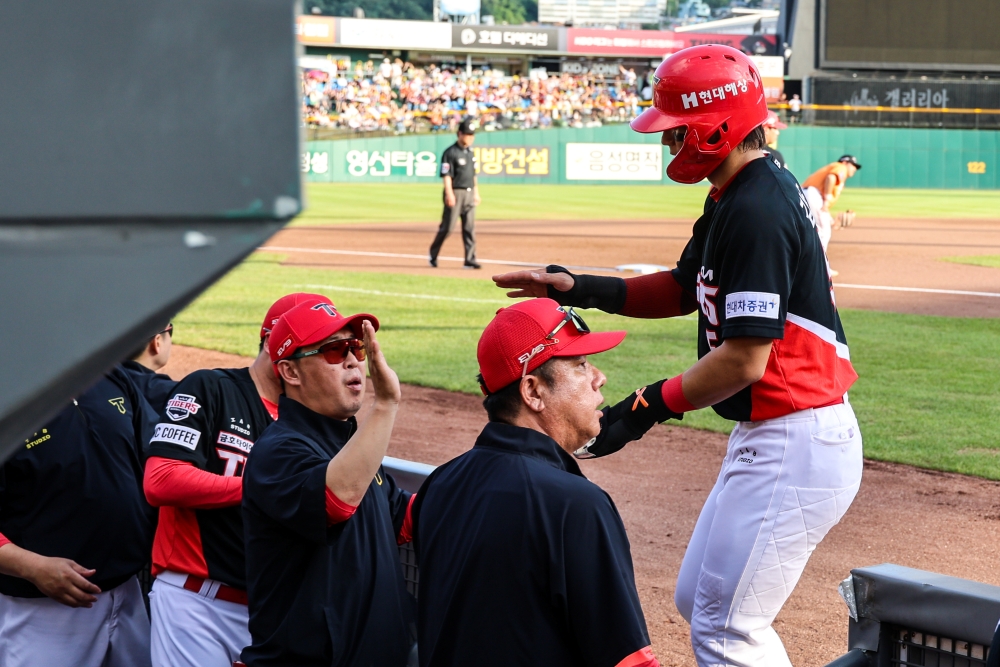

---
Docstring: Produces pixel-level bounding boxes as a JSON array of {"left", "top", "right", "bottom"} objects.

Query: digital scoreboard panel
[{"left": 821, "top": 0, "right": 1000, "bottom": 71}]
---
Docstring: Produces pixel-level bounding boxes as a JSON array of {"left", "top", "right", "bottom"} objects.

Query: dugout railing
[{"left": 383, "top": 456, "right": 436, "bottom": 596}]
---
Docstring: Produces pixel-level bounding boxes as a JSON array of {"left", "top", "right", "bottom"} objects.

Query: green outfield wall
[{"left": 303, "top": 125, "right": 998, "bottom": 189}]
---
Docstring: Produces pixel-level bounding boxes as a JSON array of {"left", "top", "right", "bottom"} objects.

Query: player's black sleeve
[
  {"left": 715, "top": 202, "right": 798, "bottom": 340},
  {"left": 148, "top": 370, "right": 218, "bottom": 468},
  {"left": 106, "top": 364, "right": 157, "bottom": 464},
  {"left": 555, "top": 489, "right": 651, "bottom": 667}
]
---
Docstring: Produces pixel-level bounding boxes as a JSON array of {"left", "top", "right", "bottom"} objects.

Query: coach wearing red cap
[
  {"left": 241, "top": 302, "right": 416, "bottom": 667},
  {"left": 144, "top": 292, "right": 331, "bottom": 667},
  {"left": 763, "top": 110, "right": 788, "bottom": 170},
  {"left": 411, "top": 298, "right": 661, "bottom": 667}
]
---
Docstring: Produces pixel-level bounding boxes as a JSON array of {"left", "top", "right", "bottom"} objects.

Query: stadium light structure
[{"left": 0, "top": 0, "right": 301, "bottom": 462}]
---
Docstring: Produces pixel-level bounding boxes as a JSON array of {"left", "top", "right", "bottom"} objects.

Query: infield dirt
[
  {"left": 165, "top": 345, "right": 1000, "bottom": 666},
  {"left": 266, "top": 215, "right": 1000, "bottom": 318}
]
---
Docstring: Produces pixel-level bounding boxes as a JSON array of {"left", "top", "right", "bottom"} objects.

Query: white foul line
[
  {"left": 260, "top": 246, "right": 618, "bottom": 273},
  {"left": 259, "top": 246, "right": 1000, "bottom": 300},
  {"left": 292, "top": 283, "right": 508, "bottom": 305},
  {"left": 834, "top": 283, "right": 1000, "bottom": 299}
]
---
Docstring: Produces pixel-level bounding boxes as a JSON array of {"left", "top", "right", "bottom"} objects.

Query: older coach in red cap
[
  {"left": 241, "top": 301, "right": 416, "bottom": 667},
  {"left": 411, "top": 298, "right": 662, "bottom": 667}
]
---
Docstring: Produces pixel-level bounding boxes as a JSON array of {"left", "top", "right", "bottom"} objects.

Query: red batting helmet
[{"left": 631, "top": 45, "right": 768, "bottom": 184}]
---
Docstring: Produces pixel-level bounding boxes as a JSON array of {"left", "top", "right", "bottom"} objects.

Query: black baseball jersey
[
  {"left": 439, "top": 142, "right": 476, "bottom": 190},
  {"left": 0, "top": 367, "right": 156, "bottom": 597},
  {"left": 148, "top": 367, "right": 272, "bottom": 589},
  {"left": 672, "top": 157, "right": 858, "bottom": 422},
  {"left": 765, "top": 148, "right": 786, "bottom": 170},
  {"left": 412, "top": 422, "right": 651, "bottom": 667},
  {"left": 242, "top": 395, "right": 414, "bottom": 667}
]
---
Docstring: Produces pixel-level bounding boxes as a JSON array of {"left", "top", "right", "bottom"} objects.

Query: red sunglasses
[{"left": 288, "top": 338, "right": 366, "bottom": 365}]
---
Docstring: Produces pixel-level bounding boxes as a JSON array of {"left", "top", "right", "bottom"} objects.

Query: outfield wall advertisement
[
  {"left": 303, "top": 126, "right": 666, "bottom": 185},
  {"left": 304, "top": 125, "right": 1000, "bottom": 189}
]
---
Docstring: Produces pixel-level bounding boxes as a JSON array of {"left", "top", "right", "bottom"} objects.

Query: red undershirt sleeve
[
  {"left": 614, "top": 646, "right": 660, "bottom": 667},
  {"left": 324, "top": 487, "right": 358, "bottom": 526},
  {"left": 619, "top": 272, "right": 698, "bottom": 319},
  {"left": 143, "top": 456, "right": 243, "bottom": 509},
  {"left": 0, "top": 532, "right": 10, "bottom": 550},
  {"left": 397, "top": 494, "right": 416, "bottom": 545}
]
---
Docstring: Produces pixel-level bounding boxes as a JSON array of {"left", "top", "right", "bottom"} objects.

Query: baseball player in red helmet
[{"left": 494, "top": 45, "right": 862, "bottom": 666}]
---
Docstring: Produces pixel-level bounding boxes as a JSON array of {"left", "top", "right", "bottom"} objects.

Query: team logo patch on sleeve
[
  {"left": 165, "top": 394, "right": 201, "bottom": 421},
  {"left": 725, "top": 292, "right": 781, "bottom": 320},
  {"left": 151, "top": 424, "right": 201, "bottom": 450}
]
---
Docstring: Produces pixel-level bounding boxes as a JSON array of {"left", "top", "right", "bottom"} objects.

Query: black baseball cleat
[
  {"left": 464, "top": 261, "right": 482, "bottom": 270},
  {"left": 429, "top": 256, "right": 438, "bottom": 268}
]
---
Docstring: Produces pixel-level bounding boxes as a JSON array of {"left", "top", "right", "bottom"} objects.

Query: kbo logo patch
[{"left": 165, "top": 394, "right": 202, "bottom": 422}]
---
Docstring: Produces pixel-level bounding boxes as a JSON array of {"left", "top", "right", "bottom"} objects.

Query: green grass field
[
  {"left": 175, "top": 253, "right": 1000, "bottom": 480},
  {"left": 298, "top": 182, "right": 1000, "bottom": 226},
  {"left": 944, "top": 255, "right": 1000, "bottom": 269}
]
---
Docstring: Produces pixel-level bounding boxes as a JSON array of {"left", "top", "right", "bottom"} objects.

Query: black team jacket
[
  {"left": 241, "top": 395, "right": 415, "bottom": 667},
  {"left": 412, "top": 421, "right": 652, "bottom": 667}
]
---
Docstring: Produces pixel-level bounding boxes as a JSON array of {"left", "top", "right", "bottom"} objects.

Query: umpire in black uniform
[{"left": 429, "top": 117, "right": 481, "bottom": 270}]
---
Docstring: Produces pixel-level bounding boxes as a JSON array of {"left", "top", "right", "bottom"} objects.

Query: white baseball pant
[
  {"left": 0, "top": 574, "right": 151, "bottom": 667},
  {"left": 804, "top": 186, "right": 834, "bottom": 252},
  {"left": 675, "top": 400, "right": 863, "bottom": 667},
  {"left": 150, "top": 571, "right": 250, "bottom": 667}
]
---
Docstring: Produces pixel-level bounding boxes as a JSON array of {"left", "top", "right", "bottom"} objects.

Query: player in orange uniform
[{"left": 802, "top": 155, "right": 861, "bottom": 264}]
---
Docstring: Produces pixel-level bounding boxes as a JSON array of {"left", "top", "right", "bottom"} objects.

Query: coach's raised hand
[
  {"left": 492, "top": 267, "right": 574, "bottom": 298},
  {"left": 363, "top": 319, "right": 400, "bottom": 407}
]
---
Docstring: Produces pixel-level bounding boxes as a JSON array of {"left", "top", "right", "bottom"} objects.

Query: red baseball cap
[
  {"left": 270, "top": 301, "right": 379, "bottom": 364},
  {"left": 477, "top": 298, "right": 626, "bottom": 394},
  {"left": 260, "top": 293, "right": 332, "bottom": 339},
  {"left": 764, "top": 110, "right": 787, "bottom": 130}
]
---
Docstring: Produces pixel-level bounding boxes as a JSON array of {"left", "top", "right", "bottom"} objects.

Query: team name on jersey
[
  {"left": 152, "top": 423, "right": 201, "bottom": 450},
  {"left": 216, "top": 431, "right": 253, "bottom": 454},
  {"left": 165, "top": 394, "right": 202, "bottom": 421}
]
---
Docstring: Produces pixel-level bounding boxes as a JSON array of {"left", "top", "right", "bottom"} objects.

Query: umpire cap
[{"left": 458, "top": 118, "right": 478, "bottom": 135}]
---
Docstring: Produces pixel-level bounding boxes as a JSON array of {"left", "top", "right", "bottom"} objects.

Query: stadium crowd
[{"left": 302, "top": 57, "right": 646, "bottom": 133}]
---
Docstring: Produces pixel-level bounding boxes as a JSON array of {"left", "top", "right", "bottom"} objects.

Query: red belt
[{"left": 183, "top": 575, "right": 248, "bottom": 606}]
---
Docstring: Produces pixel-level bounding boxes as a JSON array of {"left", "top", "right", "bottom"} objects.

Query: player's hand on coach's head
[
  {"left": 492, "top": 267, "right": 575, "bottom": 299},
  {"left": 362, "top": 319, "right": 400, "bottom": 406},
  {"left": 574, "top": 380, "right": 682, "bottom": 459},
  {"left": 26, "top": 555, "right": 101, "bottom": 608}
]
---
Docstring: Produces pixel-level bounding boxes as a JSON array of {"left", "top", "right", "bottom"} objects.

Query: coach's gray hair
[{"left": 478, "top": 358, "right": 559, "bottom": 424}]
